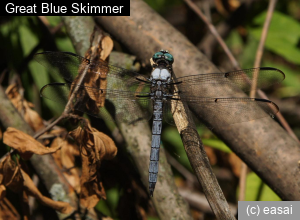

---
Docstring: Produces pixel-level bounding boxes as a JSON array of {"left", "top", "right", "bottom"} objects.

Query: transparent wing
[
  {"left": 162, "top": 99, "right": 176, "bottom": 125},
  {"left": 40, "top": 83, "right": 153, "bottom": 123},
  {"left": 34, "top": 51, "right": 151, "bottom": 92},
  {"left": 164, "top": 96, "right": 279, "bottom": 129},
  {"left": 176, "top": 67, "right": 285, "bottom": 97}
]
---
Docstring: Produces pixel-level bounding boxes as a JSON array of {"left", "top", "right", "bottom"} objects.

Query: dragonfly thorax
[{"left": 151, "top": 68, "right": 171, "bottom": 81}]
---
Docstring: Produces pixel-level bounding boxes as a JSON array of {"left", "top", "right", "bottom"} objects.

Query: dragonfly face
[
  {"left": 150, "top": 50, "right": 173, "bottom": 81},
  {"left": 152, "top": 50, "right": 174, "bottom": 65}
]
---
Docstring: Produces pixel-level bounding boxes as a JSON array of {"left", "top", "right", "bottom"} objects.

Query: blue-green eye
[
  {"left": 153, "top": 52, "right": 164, "bottom": 60},
  {"left": 164, "top": 53, "right": 174, "bottom": 63}
]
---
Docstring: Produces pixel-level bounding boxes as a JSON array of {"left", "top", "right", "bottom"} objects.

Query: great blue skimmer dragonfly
[{"left": 34, "top": 50, "right": 285, "bottom": 196}]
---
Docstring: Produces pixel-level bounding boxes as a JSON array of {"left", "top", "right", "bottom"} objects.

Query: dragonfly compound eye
[
  {"left": 152, "top": 51, "right": 174, "bottom": 64},
  {"left": 152, "top": 51, "right": 164, "bottom": 61},
  {"left": 164, "top": 53, "right": 174, "bottom": 64}
]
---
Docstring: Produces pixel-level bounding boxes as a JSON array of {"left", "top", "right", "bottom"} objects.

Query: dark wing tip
[
  {"left": 34, "top": 51, "right": 85, "bottom": 59},
  {"left": 40, "top": 82, "right": 66, "bottom": 96},
  {"left": 259, "top": 67, "right": 286, "bottom": 81},
  {"left": 254, "top": 98, "right": 280, "bottom": 114},
  {"left": 34, "top": 51, "right": 59, "bottom": 57}
]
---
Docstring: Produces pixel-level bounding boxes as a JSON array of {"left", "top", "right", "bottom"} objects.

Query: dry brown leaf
[
  {"left": 204, "top": 146, "right": 217, "bottom": 165},
  {"left": 21, "top": 190, "right": 30, "bottom": 220},
  {"left": 21, "top": 169, "right": 73, "bottom": 214},
  {"left": 228, "top": 152, "right": 242, "bottom": 177},
  {"left": 69, "top": 123, "right": 117, "bottom": 161},
  {"left": 80, "top": 152, "right": 106, "bottom": 209},
  {"left": 3, "top": 127, "right": 62, "bottom": 159},
  {"left": 69, "top": 122, "right": 117, "bottom": 208},
  {"left": 5, "top": 84, "right": 44, "bottom": 132},
  {"left": 23, "top": 104, "right": 44, "bottom": 132},
  {"left": 102, "top": 217, "right": 114, "bottom": 220},
  {"left": 100, "top": 36, "right": 114, "bottom": 61},
  {"left": 0, "top": 155, "right": 73, "bottom": 214},
  {"left": 0, "top": 128, "right": 2, "bottom": 140},
  {"left": 68, "top": 33, "right": 113, "bottom": 119},
  {"left": 0, "top": 198, "right": 20, "bottom": 220},
  {"left": 51, "top": 138, "right": 81, "bottom": 192},
  {"left": 0, "top": 185, "right": 6, "bottom": 200},
  {"left": 0, "top": 155, "right": 23, "bottom": 193}
]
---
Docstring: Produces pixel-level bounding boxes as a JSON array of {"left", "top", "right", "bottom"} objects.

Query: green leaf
[
  {"left": 162, "top": 127, "right": 192, "bottom": 171},
  {"left": 263, "top": 61, "right": 300, "bottom": 97},
  {"left": 240, "top": 172, "right": 281, "bottom": 201},
  {"left": 202, "top": 139, "right": 231, "bottom": 153},
  {"left": 250, "top": 11, "right": 300, "bottom": 65}
]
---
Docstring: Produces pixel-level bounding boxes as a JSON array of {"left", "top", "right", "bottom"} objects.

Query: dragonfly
[{"left": 34, "top": 50, "right": 285, "bottom": 196}]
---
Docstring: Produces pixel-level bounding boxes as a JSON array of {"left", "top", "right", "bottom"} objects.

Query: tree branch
[{"left": 171, "top": 83, "right": 236, "bottom": 219}]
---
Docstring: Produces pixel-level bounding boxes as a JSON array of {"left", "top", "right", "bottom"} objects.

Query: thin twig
[
  {"left": 250, "top": 0, "right": 277, "bottom": 98},
  {"left": 239, "top": 0, "right": 278, "bottom": 202},
  {"left": 33, "top": 113, "right": 67, "bottom": 139},
  {"left": 178, "top": 188, "right": 237, "bottom": 215},
  {"left": 183, "top": 0, "right": 240, "bottom": 70},
  {"left": 38, "top": 16, "right": 64, "bottom": 35},
  {"left": 238, "top": 163, "right": 248, "bottom": 201},
  {"left": 165, "top": 150, "right": 198, "bottom": 186}
]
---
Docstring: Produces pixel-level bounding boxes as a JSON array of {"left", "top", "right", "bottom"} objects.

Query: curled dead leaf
[
  {"left": 0, "top": 155, "right": 23, "bottom": 193},
  {"left": 69, "top": 122, "right": 117, "bottom": 208},
  {"left": 80, "top": 153, "right": 106, "bottom": 209},
  {"left": 5, "top": 84, "right": 44, "bottom": 132},
  {"left": 0, "top": 185, "right": 6, "bottom": 200},
  {"left": 21, "top": 169, "right": 73, "bottom": 214},
  {"left": 3, "top": 127, "right": 62, "bottom": 159},
  {"left": 51, "top": 138, "right": 81, "bottom": 192},
  {"left": 100, "top": 36, "right": 113, "bottom": 61},
  {"left": 69, "top": 122, "right": 117, "bottom": 162},
  {"left": 71, "top": 32, "right": 113, "bottom": 116},
  {"left": 0, "top": 198, "right": 20, "bottom": 220},
  {"left": 0, "top": 155, "right": 73, "bottom": 214}
]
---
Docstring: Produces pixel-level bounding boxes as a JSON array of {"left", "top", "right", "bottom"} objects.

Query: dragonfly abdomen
[{"left": 149, "top": 100, "right": 163, "bottom": 196}]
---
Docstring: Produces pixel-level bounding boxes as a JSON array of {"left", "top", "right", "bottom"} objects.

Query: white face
[{"left": 151, "top": 68, "right": 171, "bottom": 80}]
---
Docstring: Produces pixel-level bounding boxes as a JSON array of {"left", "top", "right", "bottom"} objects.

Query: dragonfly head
[{"left": 152, "top": 50, "right": 174, "bottom": 66}]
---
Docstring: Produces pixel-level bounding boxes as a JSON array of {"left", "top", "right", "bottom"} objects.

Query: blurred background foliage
[{"left": 1, "top": 0, "right": 300, "bottom": 219}]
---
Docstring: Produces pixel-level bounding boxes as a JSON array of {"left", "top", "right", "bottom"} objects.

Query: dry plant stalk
[{"left": 171, "top": 83, "right": 236, "bottom": 219}]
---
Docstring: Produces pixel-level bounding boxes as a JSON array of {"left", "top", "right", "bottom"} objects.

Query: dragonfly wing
[
  {"left": 40, "top": 83, "right": 153, "bottom": 123},
  {"left": 176, "top": 67, "right": 285, "bottom": 97},
  {"left": 162, "top": 99, "right": 176, "bottom": 125},
  {"left": 34, "top": 51, "right": 88, "bottom": 83},
  {"left": 34, "top": 51, "right": 151, "bottom": 92},
  {"left": 179, "top": 96, "right": 279, "bottom": 129}
]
